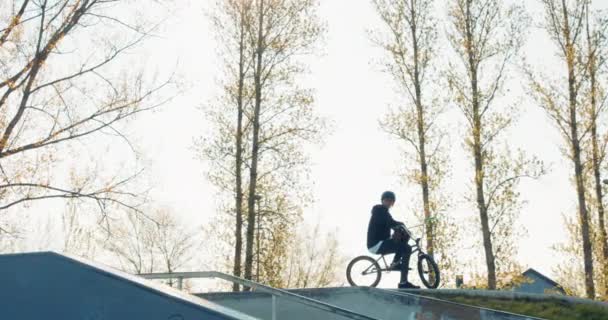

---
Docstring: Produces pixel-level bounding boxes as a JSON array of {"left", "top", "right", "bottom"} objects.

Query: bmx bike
[{"left": 346, "top": 224, "right": 440, "bottom": 289}]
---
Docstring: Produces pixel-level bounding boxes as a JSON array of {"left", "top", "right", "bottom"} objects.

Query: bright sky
[{"left": 45, "top": 0, "right": 607, "bottom": 287}]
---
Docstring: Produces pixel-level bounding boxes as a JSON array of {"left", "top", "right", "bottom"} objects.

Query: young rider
[{"left": 367, "top": 191, "right": 419, "bottom": 289}]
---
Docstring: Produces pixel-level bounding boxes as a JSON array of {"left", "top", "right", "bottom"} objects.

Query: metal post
[
  {"left": 178, "top": 276, "right": 183, "bottom": 290},
  {"left": 272, "top": 295, "right": 277, "bottom": 320},
  {"left": 455, "top": 275, "right": 463, "bottom": 289}
]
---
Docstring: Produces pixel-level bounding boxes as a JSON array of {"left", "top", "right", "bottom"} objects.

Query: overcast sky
[{"left": 63, "top": 0, "right": 608, "bottom": 287}]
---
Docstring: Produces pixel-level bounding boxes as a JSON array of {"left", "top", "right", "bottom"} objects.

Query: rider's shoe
[{"left": 398, "top": 281, "right": 420, "bottom": 289}]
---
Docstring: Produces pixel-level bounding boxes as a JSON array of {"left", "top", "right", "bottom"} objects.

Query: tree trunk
[
  {"left": 465, "top": 0, "right": 496, "bottom": 290},
  {"left": 589, "top": 82, "right": 608, "bottom": 297},
  {"left": 244, "top": 0, "right": 264, "bottom": 289},
  {"left": 416, "top": 93, "right": 433, "bottom": 257},
  {"left": 473, "top": 108, "right": 496, "bottom": 290},
  {"left": 232, "top": 4, "right": 247, "bottom": 292},
  {"left": 562, "top": 0, "right": 595, "bottom": 299},
  {"left": 586, "top": 10, "right": 607, "bottom": 297},
  {"left": 408, "top": 2, "right": 434, "bottom": 256},
  {"left": 571, "top": 116, "right": 595, "bottom": 299}
]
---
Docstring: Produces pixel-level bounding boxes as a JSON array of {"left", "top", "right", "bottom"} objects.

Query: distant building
[{"left": 513, "top": 268, "right": 566, "bottom": 295}]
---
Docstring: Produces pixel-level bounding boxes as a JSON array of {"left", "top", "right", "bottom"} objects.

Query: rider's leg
[
  {"left": 377, "top": 239, "right": 399, "bottom": 264},
  {"left": 384, "top": 239, "right": 411, "bottom": 264},
  {"left": 380, "top": 240, "right": 417, "bottom": 286},
  {"left": 393, "top": 249, "right": 402, "bottom": 265},
  {"left": 399, "top": 244, "right": 413, "bottom": 283}
]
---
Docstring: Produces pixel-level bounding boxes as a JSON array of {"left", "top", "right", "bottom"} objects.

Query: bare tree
[
  {"left": 583, "top": 2, "right": 608, "bottom": 297},
  {"left": 0, "top": 209, "right": 21, "bottom": 253},
  {"left": 371, "top": 0, "right": 457, "bottom": 280},
  {"left": 281, "top": 222, "right": 346, "bottom": 289},
  {"left": 553, "top": 212, "right": 608, "bottom": 300},
  {"left": 201, "top": 200, "right": 344, "bottom": 290},
  {"left": 102, "top": 208, "right": 200, "bottom": 278},
  {"left": 208, "top": 0, "right": 255, "bottom": 291},
  {"left": 527, "top": 0, "right": 596, "bottom": 298},
  {"left": 447, "top": 0, "right": 542, "bottom": 289},
  {"left": 202, "top": 168, "right": 322, "bottom": 289},
  {"left": 251, "top": 186, "right": 307, "bottom": 287},
  {"left": 102, "top": 212, "right": 158, "bottom": 274},
  {"left": 60, "top": 199, "right": 99, "bottom": 259},
  {"left": 153, "top": 210, "right": 200, "bottom": 283},
  {"left": 244, "top": 0, "right": 325, "bottom": 285},
  {"left": 201, "top": 0, "right": 326, "bottom": 288},
  {"left": 0, "top": 0, "right": 173, "bottom": 220}
]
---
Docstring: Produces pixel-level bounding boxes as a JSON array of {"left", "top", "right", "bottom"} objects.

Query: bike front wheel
[
  {"left": 346, "top": 256, "right": 382, "bottom": 287},
  {"left": 417, "top": 254, "right": 440, "bottom": 289}
]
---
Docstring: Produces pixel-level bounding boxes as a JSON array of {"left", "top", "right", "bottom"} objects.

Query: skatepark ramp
[
  {"left": 0, "top": 252, "right": 254, "bottom": 320},
  {"left": 140, "top": 270, "right": 543, "bottom": 319},
  {"left": 0, "top": 251, "right": 543, "bottom": 319}
]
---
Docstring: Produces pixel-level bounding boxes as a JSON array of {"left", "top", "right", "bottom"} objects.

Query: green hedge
[{"left": 420, "top": 293, "right": 608, "bottom": 320}]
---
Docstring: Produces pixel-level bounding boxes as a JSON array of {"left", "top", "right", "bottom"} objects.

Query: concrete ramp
[
  {"left": 0, "top": 252, "right": 256, "bottom": 320},
  {"left": 199, "top": 287, "right": 543, "bottom": 320},
  {"left": 0, "top": 252, "right": 545, "bottom": 319}
]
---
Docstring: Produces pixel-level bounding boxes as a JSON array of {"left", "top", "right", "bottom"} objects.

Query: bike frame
[{"left": 361, "top": 237, "right": 425, "bottom": 275}]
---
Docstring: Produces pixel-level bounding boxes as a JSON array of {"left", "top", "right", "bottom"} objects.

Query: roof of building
[{"left": 522, "top": 268, "right": 564, "bottom": 290}]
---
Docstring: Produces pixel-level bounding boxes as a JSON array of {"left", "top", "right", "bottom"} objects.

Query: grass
[{"left": 417, "top": 293, "right": 608, "bottom": 320}]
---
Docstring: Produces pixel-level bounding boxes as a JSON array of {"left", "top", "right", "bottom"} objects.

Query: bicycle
[{"left": 346, "top": 224, "right": 440, "bottom": 289}]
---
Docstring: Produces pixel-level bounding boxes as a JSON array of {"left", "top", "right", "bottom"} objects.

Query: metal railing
[{"left": 138, "top": 271, "right": 375, "bottom": 320}]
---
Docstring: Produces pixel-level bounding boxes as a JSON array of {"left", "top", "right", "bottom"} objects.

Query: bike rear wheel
[
  {"left": 346, "top": 256, "right": 382, "bottom": 287},
  {"left": 417, "top": 254, "right": 440, "bottom": 289}
]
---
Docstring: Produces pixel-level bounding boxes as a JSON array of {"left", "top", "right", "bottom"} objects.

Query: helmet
[{"left": 381, "top": 191, "right": 396, "bottom": 202}]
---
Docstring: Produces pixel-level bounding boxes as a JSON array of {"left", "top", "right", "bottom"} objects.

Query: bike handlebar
[
  {"left": 394, "top": 224, "right": 424, "bottom": 248},
  {"left": 394, "top": 224, "right": 413, "bottom": 238}
]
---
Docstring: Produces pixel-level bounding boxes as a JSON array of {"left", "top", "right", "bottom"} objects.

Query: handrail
[{"left": 139, "top": 271, "right": 375, "bottom": 320}]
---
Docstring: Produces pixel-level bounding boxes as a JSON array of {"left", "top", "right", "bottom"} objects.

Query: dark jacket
[{"left": 367, "top": 204, "right": 403, "bottom": 248}]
